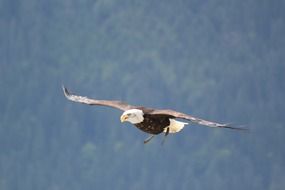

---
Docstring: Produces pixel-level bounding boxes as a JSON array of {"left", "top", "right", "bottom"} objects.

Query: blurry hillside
[{"left": 0, "top": 0, "right": 285, "bottom": 190}]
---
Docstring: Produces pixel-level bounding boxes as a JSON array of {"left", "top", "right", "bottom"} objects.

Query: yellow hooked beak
[{"left": 120, "top": 114, "right": 128, "bottom": 123}]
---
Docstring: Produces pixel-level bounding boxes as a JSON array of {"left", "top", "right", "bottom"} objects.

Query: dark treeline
[{"left": 0, "top": 0, "right": 284, "bottom": 189}]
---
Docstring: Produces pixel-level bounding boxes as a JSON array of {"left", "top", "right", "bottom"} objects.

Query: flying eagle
[{"left": 62, "top": 86, "right": 246, "bottom": 144}]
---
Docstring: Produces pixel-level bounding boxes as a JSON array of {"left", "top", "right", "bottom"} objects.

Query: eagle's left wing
[
  {"left": 62, "top": 86, "right": 135, "bottom": 111},
  {"left": 149, "top": 109, "right": 247, "bottom": 130}
]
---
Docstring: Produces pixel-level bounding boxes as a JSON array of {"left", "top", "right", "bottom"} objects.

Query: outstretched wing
[
  {"left": 149, "top": 109, "right": 247, "bottom": 130},
  {"left": 62, "top": 86, "right": 135, "bottom": 111}
]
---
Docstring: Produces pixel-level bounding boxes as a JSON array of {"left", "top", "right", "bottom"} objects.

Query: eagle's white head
[{"left": 120, "top": 109, "right": 144, "bottom": 124}]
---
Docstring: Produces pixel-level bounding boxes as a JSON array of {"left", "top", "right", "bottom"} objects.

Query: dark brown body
[{"left": 134, "top": 114, "right": 172, "bottom": 134}]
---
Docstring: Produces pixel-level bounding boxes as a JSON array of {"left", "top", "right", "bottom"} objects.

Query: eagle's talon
[
  {"left": 144, "top": 135, "right": 155, "bottom": 144},
  {"left": 161, "top": 127, "right": 170, "bottom": 145}
]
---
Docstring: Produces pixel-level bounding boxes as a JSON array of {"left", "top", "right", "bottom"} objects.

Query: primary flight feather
[{"left": 63, "top": 86, "right": 246, "bottom": 143}]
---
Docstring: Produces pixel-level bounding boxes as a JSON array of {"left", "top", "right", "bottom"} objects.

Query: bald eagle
[{"left": 62, "top": 86, "right": 246, "bottom": 144}]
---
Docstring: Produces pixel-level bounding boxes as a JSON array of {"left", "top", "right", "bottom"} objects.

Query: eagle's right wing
[
  {"left": 149, "top": 109, "right": 247, "bottom": 130},
  {"left": 62, "top": 86, "right": 135, "bottom": 111}
]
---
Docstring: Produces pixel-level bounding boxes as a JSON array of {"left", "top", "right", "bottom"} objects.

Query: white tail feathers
[{"left": 164, "top": 119, "right": 188, "bottom": 133}]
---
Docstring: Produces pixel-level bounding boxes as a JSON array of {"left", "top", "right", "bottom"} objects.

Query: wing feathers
[
  {"left": 149, "top": 109, "right": 247, "bottom": 130},
  {"left": 62, "top": 86, "right": 134, "bottom": 111}
]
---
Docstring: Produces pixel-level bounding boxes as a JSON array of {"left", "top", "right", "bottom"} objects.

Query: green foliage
[{"left": 1, "top": 0, "right": 285, "bottom": 189}]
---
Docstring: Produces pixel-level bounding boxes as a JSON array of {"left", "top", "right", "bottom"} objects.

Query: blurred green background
[{"left": 1, "top": 0, "right": 285, "bottom": 189}]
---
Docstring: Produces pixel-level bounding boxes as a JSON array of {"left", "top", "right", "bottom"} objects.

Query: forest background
[{"left": 1, "top": 0, "right": 285, "bottom": 189}]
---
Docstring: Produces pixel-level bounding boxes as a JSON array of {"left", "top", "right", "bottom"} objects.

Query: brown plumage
[{"left": 134, "top": 114, "right": 171, "bottom": 134}]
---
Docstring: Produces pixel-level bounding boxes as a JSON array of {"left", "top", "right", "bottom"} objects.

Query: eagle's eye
[{"left": 127, "top": 113, "right": 132, "bottom": 117}]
